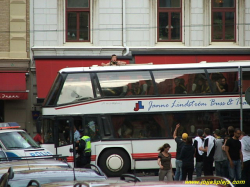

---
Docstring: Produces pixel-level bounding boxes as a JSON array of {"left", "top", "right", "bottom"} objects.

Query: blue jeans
[
  {"left": 228, "top": 160, "right": 241, "bottom": 181},
  {"left": 174, "top": 160, "right": 182, "bottom": 181},
  {"left": 215, "top": 160, "right": 228, "bottom": 177},
  {"left": 195, "top": 162, "right": 203, "bottom": 178}
]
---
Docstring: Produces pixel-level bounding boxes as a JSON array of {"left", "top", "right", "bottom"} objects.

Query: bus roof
[{"left": 59, "top": 61, "right": 250, "bottom": 73}]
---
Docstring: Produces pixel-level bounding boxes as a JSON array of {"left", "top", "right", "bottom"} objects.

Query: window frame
[
  {"left": 157, "top": 0, "right": 182, "bottom": 42},
  {"left": 211, "top": 0, "right": 236, "bottom": 42},
  {"left": 65, "top": 0, "right": 90, "bottom": 42}
]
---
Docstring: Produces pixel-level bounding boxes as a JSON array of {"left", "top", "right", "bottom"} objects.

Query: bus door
[
  {"left": 41, "top": 116, "right": 74, "bottom": 160},
  {"left": 54, "top": 117, "right": 74, "bottom": 161}
]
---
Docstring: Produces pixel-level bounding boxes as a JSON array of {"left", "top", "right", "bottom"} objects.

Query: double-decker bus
[{"left": 40, "top": 61, "right": 250, "bottom": 177}]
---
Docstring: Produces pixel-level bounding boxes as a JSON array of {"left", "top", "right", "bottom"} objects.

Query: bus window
[
  {"left": 58, "top": 120, "right": 72, "bottom": 146},
  {"left": 42, "top": 119, "right": 54, "bottom": 144},
  {"left": 97, "top": 71, "right": 153, "bottom": 97},
  {"left": 57, "top": 73, "right": 94, "bottom": 105},
  {"left": 206, "top": 68, "right": 238, "bottom": 94},
  {"left": 84, "top": 117, "right": 100, "bottom": 142},
  {"left": 45, "top": 74, "right": 64, "bottom": 106},
  {"left": 152, "top": 69, "right": 206, "bottom": 95},
  {"left": 242, "top": 68, "right": 250, "bottom": 93},
  {"left": 111, "top": 114, "right": 167, "bottom": 139}
]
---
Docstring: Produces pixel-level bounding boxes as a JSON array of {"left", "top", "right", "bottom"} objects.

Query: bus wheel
[{"left": 99, "top": 149, "right": 130, "bottom": 177}]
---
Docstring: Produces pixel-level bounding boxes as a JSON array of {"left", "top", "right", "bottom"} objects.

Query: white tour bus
[
  {"left": 40, "top": 61, "right": 250, "bottom": 177},
  {"left": 0, "top": 122, "right": 53, "bottom": 160}
]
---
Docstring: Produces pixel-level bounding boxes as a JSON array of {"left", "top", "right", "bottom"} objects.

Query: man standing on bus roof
[
  {"left": 76, "top": 129, "right": 91, "bottom": 168},
  {"left": 173, "top": 123, "right": 187, "bottom": 181},
  {"left": 101, "top": 54, "right": 127, "bottom": 66}
]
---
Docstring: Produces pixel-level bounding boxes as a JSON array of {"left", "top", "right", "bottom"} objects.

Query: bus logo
[{"left": 134, "top": 101, "right": 144, "bottom": 111}]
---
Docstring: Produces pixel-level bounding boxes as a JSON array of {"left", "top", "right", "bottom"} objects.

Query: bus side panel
[{"left": 132, "top": 139, "right": 176, "bottom": 169}]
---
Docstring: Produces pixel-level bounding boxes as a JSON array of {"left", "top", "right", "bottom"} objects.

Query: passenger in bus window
[
  {"left": 118, "top": 122, "right": 133, "bottom": 138},
  {"left": 174, "top": 78, "right": 187, "bottom": 94},
  {"left": 101, "top": 54, "right": 127, "bottom": 66},
  {"left": 201, "top": 80, "right": 211, "bottom": 93},
  {"left": 193, "top": 78, "right": 205, "bottom": 94},
  {"left": 123, "top": 81, "right": 148, "bottom": 96},
  {"left": 216, "top": 77, "right": 228, "bottom": 93}
]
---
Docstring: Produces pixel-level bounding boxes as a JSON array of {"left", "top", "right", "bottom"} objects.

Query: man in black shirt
[
  {"left": 173, "top": 124, "right": 187, "bottom": 181},
  {"left": 193, "top": 129, "right": 204, "bottom": 178},
  {"left": 199, "top": 128, "right": 215, "bottom": 176},
  {"left": 225, "top": 128, "right": 243, "bottom": 181}
]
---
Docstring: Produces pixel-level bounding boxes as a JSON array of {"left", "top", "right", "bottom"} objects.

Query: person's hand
[
  {"left": 229, "top": 160, "right": 234, "bottom": 169},
  {"left": 101, "top": 63, "right": 106, "bottom": 66},
  {"left": 160, "top": 165, "right": 163, "bottom": 169},
  {"left": 176, "top": 124, "right": 180, "bottom": 129},
  {"left": 222, "top": 145, "right": 225, "bottom": 151},
  {"left": 75, "top": 147, "right": 78, "bottom": 150},
  {"left": 199, "top": 147, "right": 203, "bottom": 151}
]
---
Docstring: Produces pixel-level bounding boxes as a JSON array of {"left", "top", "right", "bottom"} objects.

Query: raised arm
[
  {"left": 173, "top": 124, "right": 180, "bottom": 139},
  {"left": 117, "top": 61, "right": 126, "bottom": 65}
]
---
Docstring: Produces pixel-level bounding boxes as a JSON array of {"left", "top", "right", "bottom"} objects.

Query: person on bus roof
[{"left": 101, "top": 54, "right": 127, "bottom": 66}]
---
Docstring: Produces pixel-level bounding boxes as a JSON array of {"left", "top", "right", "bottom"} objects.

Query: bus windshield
[{"left": 0, "top": 131, "right": 40, "bottom": 150}]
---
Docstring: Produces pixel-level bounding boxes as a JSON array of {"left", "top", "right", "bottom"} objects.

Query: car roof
[
  {"left": 0, "top": 159, "right": 70, "bottom": 173},
  {"left": 41, "top": 181, "right": 227, "bottom": 187},
  {"left": 7, "top": 168, "right": 107, "bottom": 186}
]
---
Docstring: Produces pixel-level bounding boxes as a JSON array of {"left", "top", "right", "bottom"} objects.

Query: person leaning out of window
[{"left": 157, "top": 143, "right": 174, "bottom": 181}]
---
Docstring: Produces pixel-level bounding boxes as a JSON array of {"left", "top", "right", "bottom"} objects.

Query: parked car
[
  {"left": 41, "top": 176, "right": 234, "bottom": 187},
  {"left": 0, "top": 164, "right": 109, "bottom": 187},
  {"left": 0, "top": 148, "right": 71, "bottom": 174}
]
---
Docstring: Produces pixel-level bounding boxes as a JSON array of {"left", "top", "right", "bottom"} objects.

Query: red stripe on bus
[
  {"left": 132, "top": 152, "right": 176, "bottom": 159},
  {"left": 66, "top": 153, "right": 176, "bottom": 163},
  {"left": 55, "top": 95, "right": 239, "bottom": 110},
  {"left": 66, "top": 155, "right": 97, "bottom": 162}
]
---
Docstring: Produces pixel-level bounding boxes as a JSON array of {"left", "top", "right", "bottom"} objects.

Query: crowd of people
[{"left": 157, "top": 124, "right": 250, "bottom": 186}]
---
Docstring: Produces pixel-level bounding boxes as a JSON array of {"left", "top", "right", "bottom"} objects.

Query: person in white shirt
[{"left": 240, "top": 132, "right": 250, "bottom": 187}]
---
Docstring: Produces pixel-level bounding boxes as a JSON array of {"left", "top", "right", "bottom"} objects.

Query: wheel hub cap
[{"left": 106, "top": 154, "right": 124, "bottom": 172}]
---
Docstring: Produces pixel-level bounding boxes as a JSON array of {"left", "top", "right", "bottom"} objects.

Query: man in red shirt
[{"left": 33, "top": 132, "right": 43, "bottom": 144}]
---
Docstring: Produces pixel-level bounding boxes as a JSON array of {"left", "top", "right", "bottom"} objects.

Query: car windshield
[{"left": 0, "top": 131, "right": 40, "bottom": 149}]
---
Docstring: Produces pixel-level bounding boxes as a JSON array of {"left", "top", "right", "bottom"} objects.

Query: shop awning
[{"left": 0, "top": 72, "right": 28, "bottom": 100}]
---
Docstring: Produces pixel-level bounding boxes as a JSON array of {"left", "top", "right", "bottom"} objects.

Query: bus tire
[{"left": 99, "top": 149, "right": 130, "bottom": 177}]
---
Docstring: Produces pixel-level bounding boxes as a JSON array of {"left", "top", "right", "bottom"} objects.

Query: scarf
[
  {"left": 204, "top": 135, "right": 215, "bottom": 156},
  {"left": 194, "top": 136, "right": 204, "bottom": 156}
]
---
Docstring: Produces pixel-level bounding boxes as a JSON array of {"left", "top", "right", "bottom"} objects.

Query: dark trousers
[
  {"left": 76, "top": 155, "right": 91, "bottom": 168},
  {"left": 242, "top": 160, "right": 250, "bottom": 187},
  {"left": 203, "top": 158, "right": 213, "bottom": 176},
  {"left": 182, "top": 162, "right": 194, "bottom": 181}
]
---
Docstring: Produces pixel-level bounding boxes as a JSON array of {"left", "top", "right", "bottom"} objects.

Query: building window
[
  {"left": 66, "top": 0, "right": 90, "bottom": 42},
  {"left": 212, "top": 0, "right": 236, "bottom": 41},
  {"left": 158, "top": 0, "right": 182, "bottom": 42}
]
